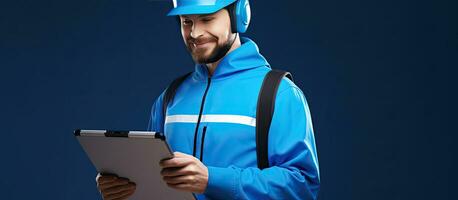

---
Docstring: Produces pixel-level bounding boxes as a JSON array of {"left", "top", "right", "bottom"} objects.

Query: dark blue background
[{"left": 1, "top": 0, "right": 456, "bottom": 199}]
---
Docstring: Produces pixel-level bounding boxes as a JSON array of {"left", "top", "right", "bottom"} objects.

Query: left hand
[{"left": 159, "top": 152, "right": 209, "bottom": 194}]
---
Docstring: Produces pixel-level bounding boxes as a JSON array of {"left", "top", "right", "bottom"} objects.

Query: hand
[
  {"left": 159, "top": 152, "right": 209, "bottom": 194},
  {"left": 95, "top": 173, "right": 136, "bottom": 200}
]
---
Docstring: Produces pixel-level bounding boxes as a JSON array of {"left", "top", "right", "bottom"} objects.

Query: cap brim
[{"left": 167, "top": 4, "right": 228, "bottom": 16}]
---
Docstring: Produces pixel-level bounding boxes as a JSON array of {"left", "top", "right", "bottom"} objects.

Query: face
[{"left": 180, "top": 9, "right": 235, "bottom": 64}]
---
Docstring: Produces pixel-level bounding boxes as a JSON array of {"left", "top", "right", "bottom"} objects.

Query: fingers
[
  {"left": 99, "top": 178, "right": 130, "bottom": 190},
  {"left": 161, "top": 165, "right": 197, "bottom": 177},
  {"left": 95, "top": 175, "right": 136, "bottom": 200},
  {"left": 97, "top": 175, "right": 118, "bottom": 185},
  {"left": 166, "top": 182, "right": 193, "bottom": 192},
  {"left": 160, "top": 157, "right": 194, "bottom": 168},
  {"left": 173, "top": 152, "right": 187, "bottom": 157},
  {"left": 103, "top": 182, "right": 136, "bottom": 196},
  {"left": 110, "top": 189, "right": 135, "bottom": 200},
  {"left": 163, "top": 175, "right": 196, "bottom": 185},
  {"left": 103, "top": 184, "right": 136, "bottom": 200}
]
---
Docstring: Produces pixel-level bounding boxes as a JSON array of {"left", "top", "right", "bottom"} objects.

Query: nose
[{"left": 190, "top": 22, "right": 204, "bottom": 39}]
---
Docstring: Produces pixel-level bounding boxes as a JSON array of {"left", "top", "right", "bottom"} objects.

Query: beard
[{"left": 185, "top": 33, "right": 236, "bottom": 64}]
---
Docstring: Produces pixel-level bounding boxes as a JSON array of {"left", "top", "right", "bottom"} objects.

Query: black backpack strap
[
  {"left": 256, "top": 69, "right": 293, "bottom": 169},
  {"left": 162, "top": 72, "right": 193, "bottom": 126}
]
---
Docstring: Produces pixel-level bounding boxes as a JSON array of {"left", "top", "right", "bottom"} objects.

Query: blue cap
[{"left": 167, "top": 0, "right": 237, "bottom": 16}]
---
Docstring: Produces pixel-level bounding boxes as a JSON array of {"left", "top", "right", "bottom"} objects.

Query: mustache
[{"left": 187, "top": 36, "right": 216, "bottom": 45}]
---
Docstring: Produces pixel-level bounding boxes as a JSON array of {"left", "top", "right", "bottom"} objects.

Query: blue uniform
[{"left": 148, "top": 37, "right": 320, "bottom": 199}]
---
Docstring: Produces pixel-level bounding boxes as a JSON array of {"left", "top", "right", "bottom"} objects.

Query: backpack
[{"left": 162, "top": 69, "right": 293, "bottom": 169}]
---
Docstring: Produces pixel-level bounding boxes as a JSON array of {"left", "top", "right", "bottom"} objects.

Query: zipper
[
  {"left": 192, "top": 68, "right": 212, "bottom": 157},
  {"left": 200, "top": 126, "right": 207, "bottom": 162}
]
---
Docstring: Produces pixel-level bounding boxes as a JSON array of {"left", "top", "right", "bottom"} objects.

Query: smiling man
[
  {"left": 95, "top": 0, "right": 320, "bottom": 199},
  {"left": 182, "top": 9, "right": 239, "bottom": 68}
]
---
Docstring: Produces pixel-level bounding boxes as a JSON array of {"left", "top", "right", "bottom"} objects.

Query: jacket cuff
[{"left": 204, "top": 166, "right": 238, "bottom": 199}]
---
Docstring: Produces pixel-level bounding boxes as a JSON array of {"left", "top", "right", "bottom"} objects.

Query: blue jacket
[{"left": 148, "top": 37, "right": 320, "bottom": 199}]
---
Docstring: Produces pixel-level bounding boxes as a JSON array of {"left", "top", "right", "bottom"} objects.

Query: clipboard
[{"left": 74, "top": 129, "right": 196, "bottom": 200}]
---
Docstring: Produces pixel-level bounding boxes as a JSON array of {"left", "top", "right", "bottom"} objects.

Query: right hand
[{"left": 96, "top": 173, "right": 136, "bottom": 200}]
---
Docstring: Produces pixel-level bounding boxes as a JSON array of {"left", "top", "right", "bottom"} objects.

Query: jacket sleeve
[
  {"left": 147, "top": 90, "right": 166, "bottom": 133},
  {"left": 204, "top": 84, "right": 320, "bottom": 200}
]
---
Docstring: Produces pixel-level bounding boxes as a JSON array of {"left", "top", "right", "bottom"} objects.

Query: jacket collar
[{"left": 194, "top": 37, "right": 270, "bottom": 80}]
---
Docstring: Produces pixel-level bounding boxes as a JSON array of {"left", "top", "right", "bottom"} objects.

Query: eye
[
  {"left": 201, "top": 17, "right": 214, "bottom": 23},
  {"left": 182, "top": 19, "right": 192, "bottom": 26}
]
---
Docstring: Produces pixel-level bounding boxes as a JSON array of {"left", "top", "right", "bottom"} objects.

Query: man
[{"left": 96, "top": 0, "right": 320, "bottom": 199}]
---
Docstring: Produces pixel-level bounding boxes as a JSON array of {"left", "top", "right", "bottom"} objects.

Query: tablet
[{"left": 74, "top": 129, "right": 196, "bottom": 200}]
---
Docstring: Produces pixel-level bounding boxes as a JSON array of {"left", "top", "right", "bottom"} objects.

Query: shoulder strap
[
  {"left": 256, "top": 69, "right": 293, "bottom": 169},
  {"left": 162, "top": 72, "right": 193, "bottom": 126}
]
